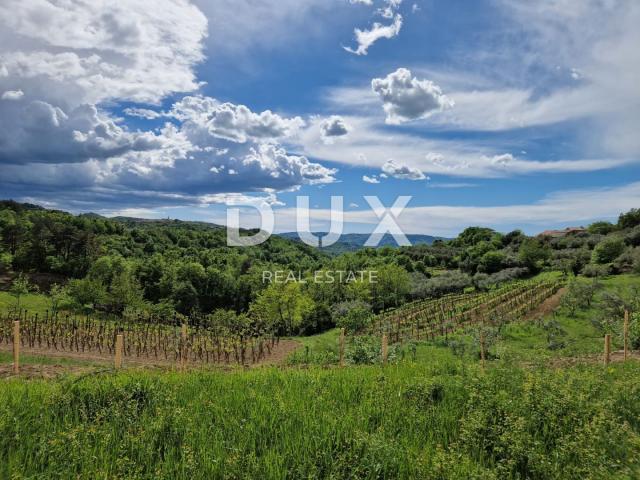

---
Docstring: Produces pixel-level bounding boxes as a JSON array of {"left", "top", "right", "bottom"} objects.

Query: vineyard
[
  {"left": 0, "top": 312, "right": 278, "bottom": 366},
  {"left": 370, "top": 279, "right": 563, "bottom": 343}
]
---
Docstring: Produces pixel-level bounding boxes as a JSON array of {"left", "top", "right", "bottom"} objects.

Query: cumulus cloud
[
  {"left": 344, "top": 14, "right": 403, "bottom": 55},
  {"left": 371, "top": 68, "right": 454, "bottom": 124},
  {"left": 0, "top": 0, "right": 338, "bottom": 210},
  {"left": 362, "top": 175, "right": 380, "bottom": 184},
  {"left": 0, "top": 0, "right": 207, "bottom": 105},
  {"left": 320, "top": 115, "right": 351, "bottom": 142},
  {"left": 0, "top": 101, "right": 162, "bottom": 164},
  {"left": 170, "top": 95, "right": 305, "bottom": 143},
  {"left": 381, "top": 159, "right": 426, "bottom": 180},
  {"left": 489, "top": 153, "right": 514, "bottom": 166}
]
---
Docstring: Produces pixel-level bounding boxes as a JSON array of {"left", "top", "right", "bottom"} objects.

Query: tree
[
  {"left": 592, "top": 237, "right": 625, "bottom": 264},
  {"left": 9, "top": 273, "right": 33, "bottom": 313},
  {"left": 250, "top": 282, "right": 314, "bottom": 335},
  {"left": 479, "top": 250, "right": 505, "bottom": 274},
  {"left": 49, "top": 283, "right": 71, "bottom": 316},
  {"left": 618, "top": 208, "right": 640, "bottom": 229},
  {"left": 67, "top": 278, "right": 107, "bottom": 312},
  {"left": 518, "top": 238, "right": 550, "bottom": 273},
  {"left": 588, "top": 221, "right": 616, "bottom": 235}
]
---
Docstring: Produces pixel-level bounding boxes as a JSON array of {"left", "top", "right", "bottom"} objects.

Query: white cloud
[
  {"left": 344, "top": 14, "right": 403, "bottom": 56},
  {"left": 124, "top": 108, "right": 163, "bottom": 120},
  {"left": 270, "top": 181, "right": 640, "bottom": 236},
  {"left": 371, "top": 68, "right": 454, "bottom": 124},
  {"left": 1, "top": 90, "right": 23, "bottom": 100},
  {"left": 320, "top": 115, "right": 351, "bottom": 142},
  {"left": 362, "top": 175, "right": 380, "bottom": 184},
  {"left": 349, "top": 0, "right": 373, "bottom": 4},
  {"left": 170, "top": 95, "right": 305, "bottom": 143},
  {"left": 381, "top": 159, "right": 426, "bottom": 180}
]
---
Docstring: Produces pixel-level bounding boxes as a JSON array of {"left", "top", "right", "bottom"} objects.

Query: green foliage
[
  {"left": 618, "top": 207, "right": 640, "bottom": 229},
  {"left": 8, "top": 273, "right": 35, "bottom": 312},
  {"left": 592, "top": 237, "right": 625, "bottom": 264},
  {"left": 333, "top": 301, "right": 372, "bottom": 333},
  {"left": 588, "top": 221, "right": 616, "bottom": 235},
  {"left": 250, "top": 281, "right": 314, "bottom": 335},
  {"left": 518, "top": 238, "right": 550, "bottom": 273},
  {"left": 67, "top": 278, "right": 107, "bottom": 312}
]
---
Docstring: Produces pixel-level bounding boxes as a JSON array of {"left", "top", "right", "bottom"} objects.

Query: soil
[
  {"left": 523, "top": 287, "right": 567, "bottom": 321},
  {"left": 0, "top": 338, "right": 302, "bottom": 379}
]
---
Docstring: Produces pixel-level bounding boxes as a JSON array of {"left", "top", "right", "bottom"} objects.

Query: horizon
[{"left": 1, "top": 1, "right": 639, "bottom": 237}]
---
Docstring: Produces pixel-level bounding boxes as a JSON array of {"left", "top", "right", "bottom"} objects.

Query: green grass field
[{"left": 2, "top": 274, "right": 640, "bottom": 479}]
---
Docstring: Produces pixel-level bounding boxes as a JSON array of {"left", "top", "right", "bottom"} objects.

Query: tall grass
[{"left": 1, "top": 360, "right": 639, "bottom": 479}]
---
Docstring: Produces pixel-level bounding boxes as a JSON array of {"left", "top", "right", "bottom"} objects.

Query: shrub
[
  {"left": 581, "top": 263, "right": 610, "bottom": 278},
  {"left": 331, "top": 301, "right": 372, "bottom": 333},
  {"left": 592, "top": 237, "right": 625, "bottom": 264}
]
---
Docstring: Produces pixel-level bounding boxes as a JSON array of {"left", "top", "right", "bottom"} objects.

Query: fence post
[
  {"left": 181, "top": 324, "right": 188, "bottom": 370},
  {"left": 624, "top": 310, "right": 630, "bottom": 361},
  {"left": 114, "top": 334, "right": 123, "bottom": 370},
  {"left": 479, "top": 327, "right": 486, "bottom": 371},
  {"left": 339, "top": 328, "right": 345, "bottom": 367},
  {"left": 382, "top": 333, "right": 388, "bottom": 365},
  {"left": 604, "top": 334, "right": 611, "bottom": 366},
  {"left": 13, "top": 320, "right": 20, "bottom": 375}
]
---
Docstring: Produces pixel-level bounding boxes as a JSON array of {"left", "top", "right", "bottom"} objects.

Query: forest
[{"left": 1, "top": 200, "right": 640, "bottom": 337}]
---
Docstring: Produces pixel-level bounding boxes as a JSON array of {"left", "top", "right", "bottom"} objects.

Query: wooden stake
[
  {"left": 13, "top": 320, "right": 20, "bottom": 375},
  {"left": 181, "top": 324, "right": 188, "bottom": 370},
  {"left": 339, "top": 328, "right": 345, "bottom": 367},
  {"left": 479, "top": 328, "right": 486, "bottom": 371},
  {"left": 604, "top": 334, "right": 611, "bottom": 366},
  {"left": 114, "top": 334, "right": 123, "bottom": 370},
  {"left": 381, "top": 333, "right": 388, "bottom": 365},
  {"left": 624, "top": 310, "right": 630, "bottom": 361}
]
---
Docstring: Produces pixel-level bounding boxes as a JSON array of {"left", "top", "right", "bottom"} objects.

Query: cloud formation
[
  {"left": 320, "top": 116, "right": 351, "bottom": 142},
  {"left": 171, "top": 95, "right": 305, "bottom": 143},
  {"left": 344, "top": 14, "right": 403, "bottom": 56},
  {"left": 381, "top": 159, "right": 426, "bottom": 180},
  {"left": 371, "top": 68, "right": 454, "bottom": 124}
]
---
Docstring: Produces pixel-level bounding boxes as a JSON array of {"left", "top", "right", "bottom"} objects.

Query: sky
[{"left": 0, "top": 0, "right": 639, "bottom": 237}]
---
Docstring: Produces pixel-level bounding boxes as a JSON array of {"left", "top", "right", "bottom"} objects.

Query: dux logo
[{"left": 226, "top": 195, "right": 412, "bottom": 247}]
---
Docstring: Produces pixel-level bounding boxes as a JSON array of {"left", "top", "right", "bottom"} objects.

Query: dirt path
[{"left": 523, "top": 287, "right": 567, "bottom": 321}]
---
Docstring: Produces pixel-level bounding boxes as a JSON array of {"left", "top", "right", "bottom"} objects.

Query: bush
[
  {"left": 332, "top": 301, "right": 372, "bottom": 334},
  {"left": 592, "top": 237, "right": 625, "bottom": 264},
  {"left": 346, "top": 335, "right": 398, "bottom": 364},
  {"left": 422, "top": 271, "right": 472, "bottom": 297},
  {"left": 581, "top": 263, "right": 611, "bottom": 278},
  {"left": 473, "top": 267, "right": 529, "bottom": 290}
]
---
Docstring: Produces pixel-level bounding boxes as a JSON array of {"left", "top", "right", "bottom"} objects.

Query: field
[{"left": 1, "top": 274, "right": 640, "bottom": 479}]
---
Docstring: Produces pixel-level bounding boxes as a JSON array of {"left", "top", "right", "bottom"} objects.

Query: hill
[{"left": 278, "top": 232, "right": 447, "bottom": 254}]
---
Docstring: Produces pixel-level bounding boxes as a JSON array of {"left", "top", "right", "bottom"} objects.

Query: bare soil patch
[{"left": 523, "top": 287, "right": 567, "bottom": 321}]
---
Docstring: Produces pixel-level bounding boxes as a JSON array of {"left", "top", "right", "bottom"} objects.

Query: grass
[
  {"left": 1, "top": 361, "right": 639, "bottom": 479},
  {"left": 2, "top": 273, "right": 640, "bottom": 478},
  {"left": 0, "top": 291, "right": 53, "bottom": 316},
  {"left": 0, "top": 350, "right": 100, "bottom": 367}
]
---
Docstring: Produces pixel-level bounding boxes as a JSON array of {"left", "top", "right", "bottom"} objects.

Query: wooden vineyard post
[
  {"left": 13, "top": 320, "right": 20, "bottom": 375},
  {"left": 604, "top": 334, "right": 611, "bottom": 366},
  {"left": 339, "top": 328, "right": 345, "bottom": 367},
  {"left": 181, "top": 324, "right": 188, "bottom": 371},
  {"left": 114, "top": 334, "right": 123, "bottom": 370},
  {"left": 479, "top": 327, "right": 486, "bottom": 372},
  {"left": 624, "top": 310, "right": 630, "bottom": 361},
  {"left": 381, "top": 333, "right": 388, "bottom": 365}
]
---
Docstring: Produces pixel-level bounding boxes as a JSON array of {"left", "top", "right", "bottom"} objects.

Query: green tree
[
  {"left": 67, "top": 278, "right": 107, "bottom": 312},
  {"left": 250, "top": 282, "right": 314, "bottom": 335},
  {"left": 518, "top": 238, "right": 550, "bottom": 273},
  {"left": 9, "top": 273, "right": 33, "bottom": 313},
  {"left": 592, "top": 237, "right": 625, "bottom": 264}
]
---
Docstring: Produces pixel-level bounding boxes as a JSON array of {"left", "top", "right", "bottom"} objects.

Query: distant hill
[{"left": 278, "top": 232, "right": 448, "bottom": 254}]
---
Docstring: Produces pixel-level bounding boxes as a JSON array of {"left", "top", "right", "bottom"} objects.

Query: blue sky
[{"left": 0, "top": 0, "right": 638, "bottom": 237}]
